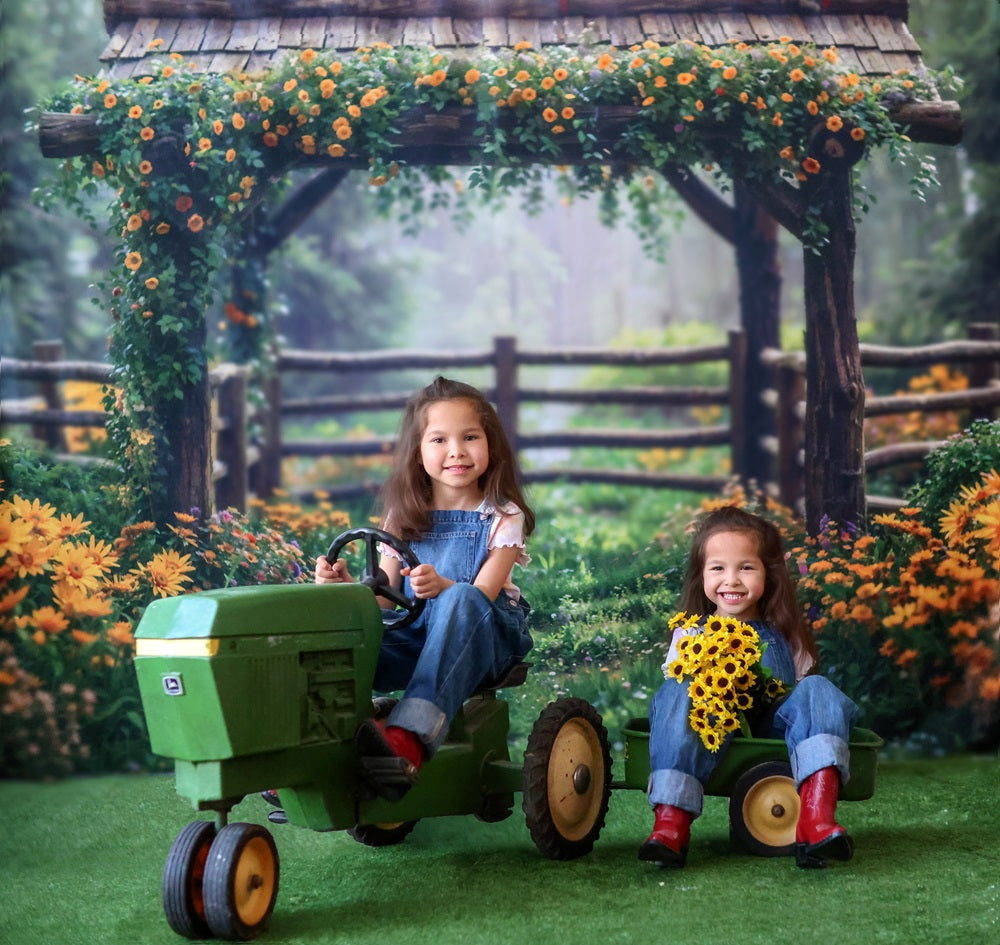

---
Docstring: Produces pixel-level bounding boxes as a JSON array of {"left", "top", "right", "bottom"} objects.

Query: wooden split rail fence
[{"left": 2, "top": 325, "right": 998, "bottom": 514}]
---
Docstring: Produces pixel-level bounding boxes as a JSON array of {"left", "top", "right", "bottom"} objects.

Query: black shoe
[{"left": 355, "top": 719, "right": 420, "bottom": 802}]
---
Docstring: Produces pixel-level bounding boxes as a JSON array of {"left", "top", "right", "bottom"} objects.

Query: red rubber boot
[
  {"left": 638, "top": 804, "right": 692, "bottom": 868},
  {"left": 795, "top": 766, "right": 854, "bottom": 868}
]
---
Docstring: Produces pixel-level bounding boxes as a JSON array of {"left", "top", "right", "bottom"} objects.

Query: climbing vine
[{"left": 38, "top": 35, "right": 945, "bottom": 513}]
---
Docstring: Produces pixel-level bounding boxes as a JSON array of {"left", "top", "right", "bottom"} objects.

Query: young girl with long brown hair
[
  {"left": 315, "top": 376, "right": 534, "bottom": 801},
  {"left": 640, "top": 506, "right": 859, "bottom": 870}
]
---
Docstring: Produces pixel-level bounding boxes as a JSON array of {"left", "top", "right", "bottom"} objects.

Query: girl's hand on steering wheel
[{"left": 315, "top": 555, "right": 353, "bottom": 584}]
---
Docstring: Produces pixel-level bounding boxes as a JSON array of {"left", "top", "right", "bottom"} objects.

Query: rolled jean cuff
[
  {"left": 388, "top": 697, "right": 449, "bottom": 755},
  {"left": 647, "top": 769, "right": 704, "bottom": 817},
  {"left": 790, "top": 733, "right": 851, "bottom": 788}
]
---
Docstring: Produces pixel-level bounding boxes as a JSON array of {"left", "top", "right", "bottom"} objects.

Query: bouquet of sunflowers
[{"left": 663, "top": 612, "right": 786, "bottom": 752}]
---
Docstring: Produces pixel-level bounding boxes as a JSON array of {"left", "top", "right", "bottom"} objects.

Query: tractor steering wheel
[{"left": 326, "top": 527, "right": 426, "bottom": 631}]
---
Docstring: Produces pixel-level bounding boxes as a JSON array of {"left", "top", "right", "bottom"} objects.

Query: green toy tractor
[{"left": 134, "top": 528, "right": 614, "bottom": 941}]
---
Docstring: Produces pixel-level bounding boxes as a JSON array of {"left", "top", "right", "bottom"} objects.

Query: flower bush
[
  {"left": 37, "top": 35, "right": 946, "bottom": 513},
  {"left": 788, "top": 473, "right": 999, "bottom": 748},
  {"left": 0, "top": 442, "right": 351, "bottom": 777},
  {"left": 663, "top": 611, "right": 785, "bottom": 751}
]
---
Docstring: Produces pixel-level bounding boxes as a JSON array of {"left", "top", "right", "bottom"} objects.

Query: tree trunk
[
  {"left": 801, "top": 169, "right": 866, "bottom": 532},
  {"left": 733, "top": 183, "right": 781, "bottom": 489}
]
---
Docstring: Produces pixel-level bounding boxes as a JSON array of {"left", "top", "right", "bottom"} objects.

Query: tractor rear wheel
[{"left": 522, "top": 697, "right": 612, "bottom": 860}]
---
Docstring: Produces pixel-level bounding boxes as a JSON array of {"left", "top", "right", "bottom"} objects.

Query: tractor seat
[{"left": 474, "top": 661, "right": 532, "bottom": 694}]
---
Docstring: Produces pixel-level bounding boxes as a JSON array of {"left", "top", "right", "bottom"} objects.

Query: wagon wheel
[
  {"left": 729, "top": 761, "right": 800, "bottom": 857},
  {"left": 522, "top": 697, "right": 612, "bottom": 860},
  {"left": 162, "top": 820, "right": 216, "bottom": 939},
  {"left": 203, "top": 823, "right": 279, "bottom": 941},
  {"left": 327, "top": 527, "right": 425, "bottom": 630}
]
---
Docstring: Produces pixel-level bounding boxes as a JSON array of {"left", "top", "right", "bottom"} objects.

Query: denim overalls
[
  {"left": 375, "top": 508, "right": 533, "bottom": 755},
  {"left": 647, "top": 620, "right": 859, "bottom": 816}
]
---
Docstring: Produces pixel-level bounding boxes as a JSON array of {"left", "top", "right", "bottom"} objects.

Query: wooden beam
[
  {"left": 37, "top": 97, "right": 962, "bottom": 162},
  {"left": 103, "top": 2, "right": 911, "bottom": 25}
]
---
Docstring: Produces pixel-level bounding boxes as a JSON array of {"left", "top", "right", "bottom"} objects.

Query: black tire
[
  {"left": 203, "top": 822, "right": 279, "bottom": 941},
  {"left": 522, "top": 697, "right": 612, "bottom": 860},
  {"left": 347, "top": 820, "right": 418, "bottom": 847},
  {"left": 162, "top": 820, "right": 216, "bottom": 939},
  {"left": 729, "top": 761, "right": 799, "bottom": 857}
]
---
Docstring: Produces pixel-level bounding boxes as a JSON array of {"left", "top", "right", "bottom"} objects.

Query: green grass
[{"left": 2, "top": 754, "right": 996, "bottom": 945}]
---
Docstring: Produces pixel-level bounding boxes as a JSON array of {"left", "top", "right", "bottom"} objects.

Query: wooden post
[
  {"left": 727, "top": 329, "right": 748, "bottom": 483},
  {"left": 968, "top": 322, "right": 998, "bottom": 422},
  {"left": 493, "top": 335, "right": 519, "bottom": 451},
  {"left": 776, "top": 361, "right": 806, "bottom": 513},
  {"left": 32, "top": 340, "right": 65, "bottom": 451},
  {"left": 801, "top": 168, "right": 866, "bottom": 531},
  {"left": 214, "top": 366, "right": 249, "bottom": 512},
  {"left": 253, "top": 368, "right": 282, "bottom": 499}
]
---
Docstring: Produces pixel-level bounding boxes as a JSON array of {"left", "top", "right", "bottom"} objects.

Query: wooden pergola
[{"left": 39, "top": 0, "right": 962, "bottom": 530}]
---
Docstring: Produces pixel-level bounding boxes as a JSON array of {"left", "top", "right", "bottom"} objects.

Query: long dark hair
[
  {"left": 377, "top": 376, "right": 535, "bottom": 540},
  {"left": 679, "top": 506, "right": 818, "bottom": 672}
]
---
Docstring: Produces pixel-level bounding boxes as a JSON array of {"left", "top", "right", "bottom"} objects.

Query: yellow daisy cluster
[{"left": 664, "top": 611, "right": 785, "bottom": 752}]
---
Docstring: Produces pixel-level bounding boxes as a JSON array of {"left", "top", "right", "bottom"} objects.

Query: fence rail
[{"left": 2, "top": 323, "right": 997, "bottom": 515}]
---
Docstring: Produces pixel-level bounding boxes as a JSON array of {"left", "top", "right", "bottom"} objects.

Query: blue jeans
[
  {"left": 374, "top": 509, "right": 533, "bottom": 755},
  {"left": 647, "top": 622, "right": 858, "bottom": 816}
]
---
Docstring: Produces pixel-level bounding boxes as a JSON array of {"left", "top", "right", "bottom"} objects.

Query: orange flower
[
  {"left": 138, "top": 160, "right": 152, "bottom": 174},
  {"left": 126, "top": 214, "right": 143, "bottom": 232},
  {"left": 677, "top": 73, "right": 695, "bottom": 85},
  {"left": 104, "top": 93, "right": 117, "bottom": 109},
  {"left": 144, "top": 276, "right": 159, "bottom": 290},
  {"left": 124, "top": 251, "right": 142, "bottom": 271},
  {"left": 263, "top": 131, "right": 279, "bottom": 147},
  {"left": 802, "top": 157, "right": 821, "bottom": 175},
  {"left": 327, "top": 143, "right": 345, "bottom": 157},
  {"left": 175, "top": 194, "right": 193, "bottom": 213},
  {"left": 465, "top": 68, "right": 481, "bottom": 84},
  {"left": 139, "top": 126, "right": 155, "bottom": 141},
  {"left": 553, "top": 68, "right": 568, "bottom": 81},
  {"left": 232, "top": 113, "right": 245, "bottom": 130},
  {"left": 826, "top": 115, "right": 844, "bottom": 132},
  {"left": 187, "top": 214, "right": 205, "bottom": 233},
  {"left": 561, "top": 106, "right": 575, "bottom": 120}
]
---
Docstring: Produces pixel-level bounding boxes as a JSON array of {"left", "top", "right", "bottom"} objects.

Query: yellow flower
[
  {"left": 17, "top": 606, "right": 69, "bottom": 636},
  {"left": 136, "top": 549, "right": 196, "bottom": 598}
]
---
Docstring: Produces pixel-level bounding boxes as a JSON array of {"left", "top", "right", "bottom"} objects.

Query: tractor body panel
[{"left": 134, "top": 582, "right": 520, "bottom": 830}]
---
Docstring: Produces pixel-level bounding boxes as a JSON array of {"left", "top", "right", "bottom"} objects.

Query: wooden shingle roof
[{"left": 100, "top": 1, "right": 929, "bottom": 82}]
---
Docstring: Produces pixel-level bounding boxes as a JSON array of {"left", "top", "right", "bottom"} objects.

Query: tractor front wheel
[
  {"left": 202, "top": 822, "right": 279, "bottom": 941},
  {"left": 163, "top": 820, "right": 216, "bottom": 939},
  {"left": 522, "top": 697, "right": 612, "bottom": 860}
]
